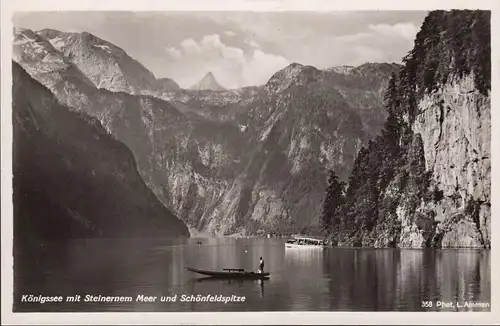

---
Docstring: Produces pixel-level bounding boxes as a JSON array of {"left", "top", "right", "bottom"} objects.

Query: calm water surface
[{"left": 14, "top": 238, "right": 490, "bottom": 312}]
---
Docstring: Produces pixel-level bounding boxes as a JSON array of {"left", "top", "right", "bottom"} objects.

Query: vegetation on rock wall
[{"left": 321, "top": 10, "right": 490, "bottom": 247}]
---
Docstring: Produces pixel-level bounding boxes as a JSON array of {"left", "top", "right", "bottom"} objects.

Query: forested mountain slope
[
  {"left": 13, "top": 62, "right": 189, "bottom": 253},
  {"left": 321, "top": 10, "right": 491, "bottom": 248}
]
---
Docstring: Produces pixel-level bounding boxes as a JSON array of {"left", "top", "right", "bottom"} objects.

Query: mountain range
[
  {"left": 13, "top": 9, "right": 491, "bottom": 246},
  {"left": 13, "top": 27, "right": 403, "bottom": 237}
]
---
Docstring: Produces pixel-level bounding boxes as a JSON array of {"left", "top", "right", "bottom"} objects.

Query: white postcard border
[{"left": 1, "top": 0, "right": 499, "bottom": 324}]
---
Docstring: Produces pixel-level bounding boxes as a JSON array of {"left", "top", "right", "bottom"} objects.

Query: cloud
[
  {"left": 200, "top": 34, "right": 225, "bottom": 49},
  {"left": 245, "top": 39, "right": 262, "bottom": 49},
  {"left": 224, "top": 30, "right": 236, "bottom": 37},
  {"left": 336, "top": 22, "right": 418, "bottom": 45},
  {"left": 166, "top": 46, "right": 181, "bottom": 60},
  {"left": 180, "top": 38, "right": 201, "bottom": 54},
  {"left": 352, "top": 45, "right": 385, "bottom": 63},
  {"left": 221, "top": 46, "right": 245, "bottom": 63},
  {"left": 290, "top": 21, "right": 420, "bottom": 67},
  {"left": 170, "top": 33, "right": 289, "bottom": 88},
  {"left": 335, "top": 32, "right": 372, "bottom": 43},
  {"left": 368, "top": 22, "right": 419, "bottom": 40},
  {"left": 242, "top": 50, "right": 289, "bottom": 85}
]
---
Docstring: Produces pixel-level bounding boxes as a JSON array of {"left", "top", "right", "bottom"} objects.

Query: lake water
[{"left": 14, "top": 237, "right": 491, "bottom": 312}]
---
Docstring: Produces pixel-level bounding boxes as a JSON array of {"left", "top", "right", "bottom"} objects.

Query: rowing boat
[{"left": 187, "top": 267, "right": 270, "bottom": 279}]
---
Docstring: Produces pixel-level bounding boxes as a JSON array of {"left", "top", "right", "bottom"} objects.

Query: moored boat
[
  {"left": 186, "top": 267, "right": 270, "bottom": 279},
  {"left": 285, "top": 235, "right": 327, "bottom": 249}
]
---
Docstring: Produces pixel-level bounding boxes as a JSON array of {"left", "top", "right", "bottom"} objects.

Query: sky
[{"left": 13, "top": 11, "right": 427, "bottom": 89}]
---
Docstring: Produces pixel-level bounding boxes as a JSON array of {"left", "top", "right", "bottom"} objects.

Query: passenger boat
[
  {"left": 285, "top": 235, "right": 327, "bottom": 249},
  {"left": 186, "top": 267, "right": 270, "bottom": 279}
]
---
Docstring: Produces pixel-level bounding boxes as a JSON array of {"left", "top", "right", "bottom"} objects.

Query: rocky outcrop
[
  {"left": 13, "top": 62, "right": 189, "bottom": 246},
  {"left": 322, "top": 10, "right": 490, "bottom": 248}
]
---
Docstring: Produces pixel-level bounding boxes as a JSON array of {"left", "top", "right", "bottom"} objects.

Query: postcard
[{"left": 1, "top": 0, "right": 498, "bottom": 324}]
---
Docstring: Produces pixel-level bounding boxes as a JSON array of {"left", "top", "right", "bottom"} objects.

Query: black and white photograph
[{"left": 1, "top": 1, "right": 497, "bottom": 324}]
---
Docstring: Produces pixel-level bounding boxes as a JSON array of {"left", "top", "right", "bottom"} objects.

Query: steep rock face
[
  {"left": 144, "top": 118, "right": 254, "bottom": 235},
  {"left": 36, "top": 28, "right": 180, "bottom": 94},
  {"left": 190, "top": 72, "right": 226, "bottom": 91},
  {"left": 13, "top": 28, "right": 95, "bottom": 90},
  {"left": 233, "top": 63, "right": 399, "bottom": 179},
  {"left": 323, "top": 10, "right": 490, "bottom": 248},
  {"left": 221, "top": 66, "right": 363, "bottom": 233},
  {"left": 14, "top": 27, "right": 399, "bottom": 236},
  {"left": 412, "top": 73, "right": 490, "bottom": 247},
  {"left": 12, "top": 62, "right": 189, "bottom": 245},
  {"left": 164, "top": 63, "right": 398, "bottom": 234}
]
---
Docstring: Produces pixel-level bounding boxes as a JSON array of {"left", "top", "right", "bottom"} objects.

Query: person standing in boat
[{"left": 258, "top": 257, "right": 264, "bottom": 273}]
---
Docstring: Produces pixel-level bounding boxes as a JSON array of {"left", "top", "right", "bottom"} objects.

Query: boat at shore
[
  {"left": 186, "top": 267, "right": 270, "bottom": 280},
  {"left": 285, "top": 235, "right": 327, "bottom": 249}
]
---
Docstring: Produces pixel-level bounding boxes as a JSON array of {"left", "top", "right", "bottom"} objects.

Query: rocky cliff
[
  {"left": 13, "top": 62, "right": 189, "bottom": 250},
  {"left": 13, "top": 27, "right": 398, "bottom": 236},
  {"left": 322, "top": 10, "right": 490, "bottom": 248},
  {"left": 36, "top": 28, "right": 180, "bottom": 94}
]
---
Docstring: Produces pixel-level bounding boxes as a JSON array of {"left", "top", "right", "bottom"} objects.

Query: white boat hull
[{"left": 285, "top": 243, "right": 326, "bottom": 249}]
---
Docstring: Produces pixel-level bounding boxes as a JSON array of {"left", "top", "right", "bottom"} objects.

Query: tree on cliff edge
[{"left": 321, "top": 170, "right": 345, "bottom": 239}]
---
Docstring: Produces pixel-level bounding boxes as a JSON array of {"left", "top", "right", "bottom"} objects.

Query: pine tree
[
  {"left": 384, "top": 73, "right": 399, "bottom": 117},
  {"left": 471, "top": 11, "right": 491, "bottom": 95},
  {"left": 321, "top": 170, "right": 346, "bottom": 237}
]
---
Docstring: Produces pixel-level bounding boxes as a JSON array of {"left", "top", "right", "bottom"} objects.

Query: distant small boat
[
  {"left": 187, "top": 267, "right": 270, "bottom": 279},
  {"left": 285, "top": 235, "right": 327, "bottom": 249}
]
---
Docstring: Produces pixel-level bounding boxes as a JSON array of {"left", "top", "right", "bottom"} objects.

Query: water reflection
[
  {"left": 14, "top": 238, "right": 490, "bottom": 312},
  {"left": 285, "top": 248, "right": 325, "bottom": 265},
  {"left": 192, "top": 277, "right": 265, "bottom": 299}
]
